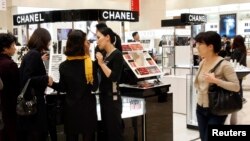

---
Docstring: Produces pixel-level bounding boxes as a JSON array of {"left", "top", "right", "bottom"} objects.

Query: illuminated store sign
[
  {"left": 101, "top": 11, "right": 135, "bottom": 20},
  {"left": 16, "top": 13, "right": 45, "bottom": 24},
  {"left": 181, "top": 13, "right": 207, "bottom": 24},
  {"left": 13, "top": 9, "right": 139, "bottom": 25}
]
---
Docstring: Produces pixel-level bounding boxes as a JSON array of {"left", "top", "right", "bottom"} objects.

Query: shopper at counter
[
  {"left": 18, "top": 28, "right": 51, "bottom": 141},
  {"left": 48, "top": 30, "right": 98, "bottom": 141},
  {"left": 194, "top": 31, "right": 240, "bottom": 141},
  {"left": 0, "top": 33, "right": 19, "bottom": 141},
  {"left": 95, "top": 27, "right": 124, "bottom": 141},
  {"left": 218, "top": 35, "right": 231, "bottom": 58},
  {"left": 230, "top": 35, "right": 247, "bottom": 125}
]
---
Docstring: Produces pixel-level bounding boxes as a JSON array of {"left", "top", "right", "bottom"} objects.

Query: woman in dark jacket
[
  {"left": 231, "top": 35, "right": 247, "bottom": 67},
  {"left": 48, "top": 30, "right": 98, "bottom": 141},
  {"left": 231, "top": 35, "right": 247, "bottom": 98},
  {"left": 95, "top": 27, "right": 124, "bottom": 141},
  {"left": 18, "top": 28, "right": 51, "bottom": 141},
  {"left": 230, "top": 35, "right": 247, "bottom": 125},
  {"left": 0, "top": 33, "right": 19, "bottom": 141}
]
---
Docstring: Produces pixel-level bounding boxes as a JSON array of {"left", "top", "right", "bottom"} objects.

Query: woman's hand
[
  {"left": 41, "top": 53, "right": 49, "bottom": 61},
  {"left": 48, "top": 76, "right": 53, "bottom": 86},
  {"left": 96, "top": 52, "right": 104, "bottom": 66},
  {"left": 203, "top": 73, "right": 219, "bottom": 84}
]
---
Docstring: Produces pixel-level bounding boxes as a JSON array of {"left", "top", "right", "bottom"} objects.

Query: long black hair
[
  {"left": 232, "top": 35, "right": 246, "bottom": 54},
  {"left": 27, "top": 28, "right": 51, "bottom": 51}
]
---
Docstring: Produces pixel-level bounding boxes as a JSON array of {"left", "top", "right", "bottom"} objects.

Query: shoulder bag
[
  {"left": 208, "top": 59, "right": 242, "bottom": 116},
  {"left": 16, "top": 79, "right": 37, "bottom": 116}
]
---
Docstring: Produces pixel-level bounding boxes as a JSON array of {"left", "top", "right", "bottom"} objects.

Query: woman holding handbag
[
  {"left": 48, "top": 30, "right": 98, "bottom": 141},
  {"left": 18, "top": 28, "right": 51, "bottom": 141},
  {"left": 194, "top": 31, "right": 240, "bottom": 141}
]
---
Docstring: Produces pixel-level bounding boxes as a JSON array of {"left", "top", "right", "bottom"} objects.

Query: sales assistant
[{"left": 102, "top": 11, "right": 135, "bottom": 20}]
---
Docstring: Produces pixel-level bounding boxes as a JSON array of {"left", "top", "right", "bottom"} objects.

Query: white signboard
[{"left": 0, "top": 0, "right": 6, "bottom": 11}]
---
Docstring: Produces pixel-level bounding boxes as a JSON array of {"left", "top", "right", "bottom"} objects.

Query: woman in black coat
[
  {"left": 230, "top": 35, "right": 247, "bottom": 125},
  {"left": 0, "top": 33, "right": 19, "bottom": 141},
  {"left": 49, "top": 30, "right": 98, "bottom": 141},
  {"left": 95, "top": 27, "right": 124, "bottom": 141},
  {"left": 18, "top": 28, "right": 51, "bottom": 141}
]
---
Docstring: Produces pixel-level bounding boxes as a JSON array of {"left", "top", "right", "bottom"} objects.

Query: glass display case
[
  {"left": 186, "top": 67, "right": 199, "bottom": 129},
  {"left": 96, "top": 96, "right": 146, "bottom": 120}
]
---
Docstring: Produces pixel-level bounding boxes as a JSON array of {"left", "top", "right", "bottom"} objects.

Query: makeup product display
[{"left": 122, "top": 43, "right": 162, "bottom": 79}]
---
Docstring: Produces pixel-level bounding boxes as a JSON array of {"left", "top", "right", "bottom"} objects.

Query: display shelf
[{"left": 122, "top": 43, "right": 163, "bottom": 79}]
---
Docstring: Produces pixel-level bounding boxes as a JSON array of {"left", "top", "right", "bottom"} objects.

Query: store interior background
[{"left": 1, "top": 0, "right": 250, "bottom": 140}]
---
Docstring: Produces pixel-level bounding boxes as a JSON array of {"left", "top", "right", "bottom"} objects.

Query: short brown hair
[
  {"left": 64, "top": 30, "right": 86, "bottom": 56},
  {"left": 27, "top": 28, "right": 51, "bottom": 51}
]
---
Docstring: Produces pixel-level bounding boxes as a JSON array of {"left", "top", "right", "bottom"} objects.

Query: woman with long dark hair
[
  {"left": 95, "top": 27, "right": 124, "bottom": 141},
  {"left": 230, "top": 35, "right": 247, "bottom": 125},
  {"left": 18, "top": 28, "right": 51, "bottom": 141},
  {"left": 231, "top": 35, "right": 247, "bottom": 67}
]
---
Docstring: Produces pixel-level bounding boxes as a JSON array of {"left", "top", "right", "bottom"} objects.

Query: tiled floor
[{"left": 173, "top": 90, "right": 250, "bottom": 141}]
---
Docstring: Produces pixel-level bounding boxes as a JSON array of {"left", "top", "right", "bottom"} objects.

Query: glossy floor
[{"left": 174, "top": 90, "right": 250, "bottom": 141}]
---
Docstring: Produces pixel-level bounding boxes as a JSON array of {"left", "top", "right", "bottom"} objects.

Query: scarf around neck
[{"left": 67, "top": 55, "right": 93, "bottom": 84}]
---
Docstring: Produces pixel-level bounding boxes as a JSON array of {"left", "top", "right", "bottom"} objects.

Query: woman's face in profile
[
  {"left": 96, "top": 31, "right": 109, "bottom": 50},
  {"left": 84, "top": 38, "right": 90, "bottom": 55}
]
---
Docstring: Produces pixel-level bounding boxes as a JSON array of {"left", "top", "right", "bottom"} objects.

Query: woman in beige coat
[{"left": 194, "top": 31, "right": 240, "bottom": 141}]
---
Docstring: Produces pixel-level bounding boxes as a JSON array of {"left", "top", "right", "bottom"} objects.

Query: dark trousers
[
  {"left": 196, "top": 104, "right": 227, "bottom": 141},
  {"left": 99, "top": 95, "right": 123, "bottom": 141},
  {"left": 1, "top": 117, "right": 16, "bottom": 141},
  {"left": 17, "top": 130, "right": 47, "bottom": 141},
  {"left": 47, "top": 102, "right": 57, "bottom": 141},
  {"left": 239, "top": 79, "right": 243, "bottom": 97},
  {"left": 66, "top": 133, "right": 94, "bottom": 141}
]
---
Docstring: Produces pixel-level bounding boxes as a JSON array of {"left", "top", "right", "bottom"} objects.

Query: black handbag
[
  {"left": 16, "top": 79, "right": 37, "bottom": 116},
  {"left": 208, "top": 59, "right": 242, "bottom": 116}
]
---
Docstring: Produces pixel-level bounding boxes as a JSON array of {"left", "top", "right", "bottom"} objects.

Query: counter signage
[
  {"left": 181, "top": 13, "right": 207, "bottom": 24},
  {"left": 100, "top": 10, "right": 138, "bottom": 21},
  {"left": 13, "top": 9, "right": 139, "bottom": 25},
  {"left": 14, "top": 12, "right": 46, "bottom": 25}
]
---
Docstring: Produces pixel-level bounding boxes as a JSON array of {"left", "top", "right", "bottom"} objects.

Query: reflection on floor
[{"left": 174, "top": 90, "right": 250, "bottom": 141}]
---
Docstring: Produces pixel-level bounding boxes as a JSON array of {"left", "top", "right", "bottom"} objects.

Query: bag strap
[
  {"left": 19, "top": 79, "right": 31, "bottom": 98},
  {"left": 209, "top": 59, "right": 224, "bottom": 73}
]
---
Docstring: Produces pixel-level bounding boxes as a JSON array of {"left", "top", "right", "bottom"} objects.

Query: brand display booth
[{"left": 13, "top": 9, "right": 172, "bottom": 141}]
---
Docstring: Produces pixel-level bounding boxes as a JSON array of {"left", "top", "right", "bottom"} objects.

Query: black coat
[
  {"left": 18, "top": 49, "right": 48, "bottom": 132},
  {"left": 231, "top": 48, "right": 247, "bottom": 67},
  {"left": 0, "top": 53, "right": 19, "bottom": 130},
  {"left": 51, "top": 59, "right": 98, "bottom": 135}
]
